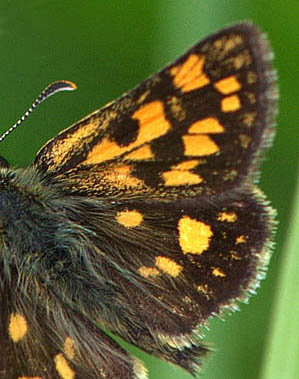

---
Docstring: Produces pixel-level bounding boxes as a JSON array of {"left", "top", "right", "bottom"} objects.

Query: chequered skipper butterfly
[{"left": 0, "top": 23, "right": 277, "bottom": 378}]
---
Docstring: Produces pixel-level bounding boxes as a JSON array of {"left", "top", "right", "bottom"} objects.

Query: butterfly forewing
[{"left": 35, "top": 23, "right": 276, "bottom": 199}]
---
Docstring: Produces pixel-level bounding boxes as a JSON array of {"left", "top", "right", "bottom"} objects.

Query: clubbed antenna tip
[{"left": 0, "top": 80, "right": 77, "bottom": 144}]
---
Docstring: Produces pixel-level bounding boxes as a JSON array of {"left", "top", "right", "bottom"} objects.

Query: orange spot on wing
[
  {"left": 212, "top": 267, "right": 226, "bottom": 277},
  {"left": 221, "top": 95, "right": 241, "bottom": 112},
  {"left": 83, "top": 137, "right": 120, "bottom": 164},
  {"left": 236, "top": 235, "right": 247, "bottom": 244},
  {"left": 54, "top": 354, "right": 75, "bottom": 379},
  {"left": 162, "top": 170, "right": 203, "bottom": 186},
  {"left": 46, "top": 118, "right": 100, "bottom": 169},
  {"left": 172, "top": 160, "right": 199, "bottom": 170},
  {"left": 217, "top": 211, "right": 237, "bottom": 222},
  {"left": 83, "top": 101, "right": 170, "bottom": 164},
  {"left": 214, "top": 75, "right": 241, "bottom": 94},
  {"left": 188, "top": 117, "right": 225, "bottom": 134},
  {"left": 117, "top": 209, "right": 143, "bottom": 228},
  {"left": 183, "top": 135, "right": 219, "bottom": 156},
  {"left": 155, "top": 256, "right": 183, "bottom": 277},
  {"left": 138, "top": 266, "right": 160, "bottom": 278},
  {"left": 102, "top": 165, "right": 144, "bottom": 189},
  {"left": 125, "top": 145, "right": 153, "bottom": 160},
  {"left": 9, "top": 313, "right": 28, "bottom": 342},
  {"left": 64, "top": 337, "right": 75, "bottom": 360},
  {"left": 171, "top": 54, "right": 210, "bottom": 92},
  {"left": 168, "top": 96, "right": 186, "bottom": 120},
  {"left": 179, "top": 216, "right": 213, "bottom": 255},
  {"left": 132, "top": 101, "right": 171, "bottom": 140},
  {"left": 222, "top": 34, "right": 244, "bottom": 52}
]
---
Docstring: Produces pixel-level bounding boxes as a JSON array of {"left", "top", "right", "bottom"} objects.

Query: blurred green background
[{"left": 0, "top": 1, "right": 297, "bottom": 379}]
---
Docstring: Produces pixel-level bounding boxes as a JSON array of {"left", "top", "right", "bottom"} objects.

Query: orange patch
[
  {"left": 138, "top": 266, "right": 160, "bottom": 278},
  {"left": 103, "top": 165, "right": 144, "bottom": 189},
  {"left": 155, "top": 256, "right": 183, "bottom": 277},
  {"left": 212, "top": 267, "right": 226, "bottom": 277},
  {"left": 232, "top": 54, "right": 247, "bottom": 69},
  {"left": 132, "top": 100, "right": 171, "bottom": 139},
  {"left": 183, "top": 135, "right": 219, "bottom": 156},
  {"left": 84, "top": 101, "right": 170, "bottom": 164},
  {"left": 223, "top": 35, "right": 244, "bottom": 52},
  {"left": 212, "top": 35, "right": 244, "bottom": 62},
  {"left": 9, "top": 313, "right": 28, "bottom": 342},
  {"left": 188, "top": 117, "right": 224, "bottom": 134},
  {"left": 236, "top": 235, "right": 246, "bottom": 244},
  {"left": 64, "top": 337, "right": 75, "bottom": 360},
  {"left": 172, "top": 160, "right": 199, "bottom": 170},
  {"left": 162, "top": 170, "right": 203, "bottom": 186},
  {"left": 217, "top": 212, "right": 237, "bottom": 222},
  {"left": 170, "top": 54, "right": 210, "bottom": 92},
  {"left": 83, "top": 136, "right": 123, "bottom": 165},
  {"left": 168, "top": 96, "right": 186, "bottom": 121},
  {"left": 47, "top": 118, "right": 100, "bottom": 169},
  {"left": 221, "top": 95, "right": 241, "bottom": 112},
  {"left": 214, "top": 76, "right": 241, "bottom": 95},
  {"left": 54, "top": 354, "right": 75, "bottom": 379},
  {"left": 125, "top": 145, "right": 153, "bottom": 160},
  {"left": 179, "top": 216, "right": 213, "bottom": 255},
  {"left": 117, "top": 209, "right": 143, "bottom": 228}
]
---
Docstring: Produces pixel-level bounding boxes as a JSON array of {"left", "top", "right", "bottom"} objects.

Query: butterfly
[{"left": 0, "top": 22, "right": 277, "bottom": 378}]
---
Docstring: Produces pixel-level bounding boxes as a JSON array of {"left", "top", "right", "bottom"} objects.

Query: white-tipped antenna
[{"left": 0, "top": 80, "right": 77, "bottom": 144}]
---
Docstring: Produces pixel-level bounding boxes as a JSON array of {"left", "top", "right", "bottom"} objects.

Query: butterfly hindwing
[
  {"left": 68, "top": 189, "right": 272, "bottom": 349},
  {"left": 6, "top": 181, "right": 270, "bottom": 375}
]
